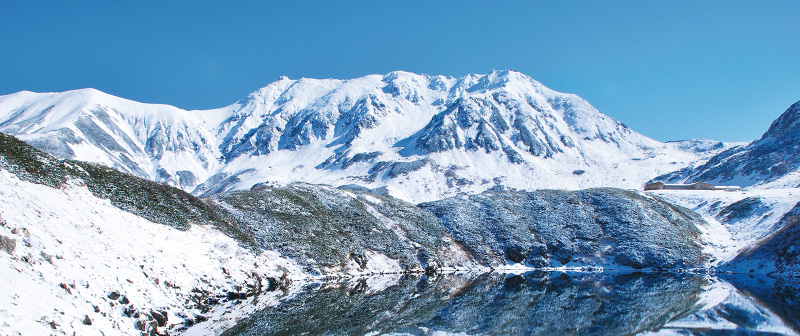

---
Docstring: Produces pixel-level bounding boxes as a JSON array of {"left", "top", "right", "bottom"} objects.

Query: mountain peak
[
  {"left": 652, "top": 99, "right": 800, "bottom": 189},
  {"left": 761, "top": 100, "right": 800, "bottom": 142}
]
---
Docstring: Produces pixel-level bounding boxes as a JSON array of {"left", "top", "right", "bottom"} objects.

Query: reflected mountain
[
  {"left": 223, "top": 272, "right": 710, "bottom": 336},
  {"left": 719, "top": 274, "right": 800, "bottom": 334}
]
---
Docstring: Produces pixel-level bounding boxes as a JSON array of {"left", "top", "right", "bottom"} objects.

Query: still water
[{"left": 221, "top": 272, "right": 800, "bottom": 336}]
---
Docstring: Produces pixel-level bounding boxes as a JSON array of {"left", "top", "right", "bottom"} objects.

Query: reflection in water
[{"left": 221, "top": 272, "right": 800, "bottom": 336}]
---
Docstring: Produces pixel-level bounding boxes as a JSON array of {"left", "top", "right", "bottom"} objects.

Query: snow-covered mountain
[
  {"left": 0, "top": 88, "right": 220, "bottom": 189},
  {"left": 0, "top": 70, "right": 725, "bottom": 202},
  {"left": 653, "top": 100, "right": 800, "bottom": 189}
]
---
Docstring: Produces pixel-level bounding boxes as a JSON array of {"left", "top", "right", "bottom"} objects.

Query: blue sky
[{"left": 1, "top": 1, "right": 798, "bottom": 142}]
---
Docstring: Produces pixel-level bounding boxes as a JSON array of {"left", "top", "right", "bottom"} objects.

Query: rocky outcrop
[{"left": 420, "top": 188, "right": 707, "bottom": 269}]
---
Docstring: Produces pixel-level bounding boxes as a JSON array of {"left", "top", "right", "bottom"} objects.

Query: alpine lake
[{"left": 216, "top": 271, "right": 800, "bottom": 336}]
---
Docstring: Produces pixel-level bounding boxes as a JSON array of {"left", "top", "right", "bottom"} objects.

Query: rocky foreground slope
[{"left": 0, "top": 132, "right": 711, "bottom": 335}]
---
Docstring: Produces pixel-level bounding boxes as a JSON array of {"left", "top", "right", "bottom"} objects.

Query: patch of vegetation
[
  {"left": 217, "top": 184, "right": 449, "bottom": 272},
  {"left": 0, "top": 132, "right": 256, "bottom": 248},
  {"left": 717, "top": 197, "right": 764, "bottom": 222}
]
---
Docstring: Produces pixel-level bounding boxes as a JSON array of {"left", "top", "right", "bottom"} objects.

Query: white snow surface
[
  {"left": 0, "top": 169, "right": 308, "bottom": 335},
  {"left": 0, "top": 71, "right": 731, "bottom": 203}
]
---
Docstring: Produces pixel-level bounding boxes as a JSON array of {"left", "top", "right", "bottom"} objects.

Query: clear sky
[{"left": 1, "top": 1, "right": 798, "bottom": 142}]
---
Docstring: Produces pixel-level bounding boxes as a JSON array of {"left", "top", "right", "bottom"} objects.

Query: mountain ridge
[
  {"left": 0, "top": 70, "right": 731, "bottom": 202},
  {"left": 652, "top": 100, "right": 800, "bottom": 189}
]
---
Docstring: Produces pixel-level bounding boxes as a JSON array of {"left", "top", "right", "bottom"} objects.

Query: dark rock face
[
  {"left": 420, "top": 188, "right": 707, "bottom": 269},
  {"left": 653, "top": 100, "right": 800, "bottom": 187},
  {"left": 317, "top": 150, "right": 382, "bottom": 170},
  {"left": 398, "top": 96, "right": 569, "bottom": 163}
]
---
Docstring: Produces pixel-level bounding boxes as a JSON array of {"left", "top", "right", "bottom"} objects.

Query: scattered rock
[
  {"left": 82, "top": 315, "right": 92, "bottom": 325},
  {"left": 0, "top": 235, "right": 15, "bottom": 255},
  {"left": 107, "top": 291, "right": 120, "bottom": 300},
  {"left": 151, "top": 310, "right": 167, "bottom": 327},
  {"left": 119, "top": 295, "right": 129, "bottom": 305},
  {"left": 59, "top": 283, "right": 71, "bottom": 294},
  {"left": 134, "top": 319, "right": 146, "bottom": 331},
  {"left": 264, "top": 277, "right": 279, "bottom": 292},
  {"left": 40, "top": 251, "right": 53, "bottom": 263}
]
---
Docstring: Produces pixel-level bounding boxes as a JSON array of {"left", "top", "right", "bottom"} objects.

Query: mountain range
[
  {"left": 1, "top": 70, "right": 799, "bottom": 335},
  {"left": 0, "top": 70, "right": 735, "bottom": 202}
]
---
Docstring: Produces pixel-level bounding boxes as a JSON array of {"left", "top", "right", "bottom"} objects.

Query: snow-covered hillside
[
  {"left": 647, "top": 100, "right": 800, "bottom": 276},
  {"left": 0, "top": 169, "right": 306, "bottom": 336},
  {"left": 651, "top": 188, "right": 800, "bottom": 266},
  {"left": 0, "top": 71, "right": 728, "bottom": 202}
]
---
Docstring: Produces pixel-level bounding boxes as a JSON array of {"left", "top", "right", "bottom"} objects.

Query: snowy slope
[
  {"left": 0, "top": 89, "right": 221, "bottom": 189},
  {"left": 0, "top": 169, "right": 307, "bottom": 335},
  {"left": 646, "top": 101, "right": 800, "bottom": 273},
  {"left": 650, "top": 188, "right": 800, "bottom": 266},
  {"left": 653, "top": 100, "right": 800, "bottom": 190},
  {"left": 0, "top": 71, "right": 725, "bottom": 202}
]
